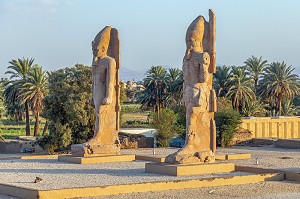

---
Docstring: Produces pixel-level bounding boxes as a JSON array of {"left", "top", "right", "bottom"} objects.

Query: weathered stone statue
[
  {"left": 71, "top": 26, "right": 121, "bottom": 157},
  {"left": 165, "top": 9, "right": 217, "bottom": 164}
]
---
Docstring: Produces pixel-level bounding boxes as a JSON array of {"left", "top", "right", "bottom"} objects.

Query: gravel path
[
  {"left": 0, "top": 158, "right": 249, "bottom": 190},
  {"left": 0, "top": 146, "right": 300, "bottom": 199}
]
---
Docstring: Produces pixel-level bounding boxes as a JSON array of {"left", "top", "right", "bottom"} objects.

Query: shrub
[
  {"left": 41, "top": 65, "right": 94, "bottom": 151},
  {"left": 215, "top": 108, "right": 242, "bottom": 147},
  {"left": 152, "top": 108, "right": 184, "bottom": 147}
]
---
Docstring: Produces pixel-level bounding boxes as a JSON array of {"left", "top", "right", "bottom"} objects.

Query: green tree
[
  {"left": 138, "top": 66, "right": 168, "bottom": 115},
  {"left": 166, "top": 68, "right": 183, "bottom": 108},
  {"left": 119, "top": 85, "right": 127, "bottom": 104},
  {"left": 226, "top": 66, "right": 256, "bottom": 112},
  {"left": 3, "top": 81, "right": 25, "bottom": 121},
  {"left": 244, "top": 55, "right": 268, "bottom": 93},
  {"left": 152, "top": 108, "right": 184, "bottom": 147},
  {"left": 241, "top": 99, "right": 267, "bottom": 117},
  {"left": 5, "top": 58, "right": 34, "bottom": 136},
  {"left": 213, "top": 65, "right": 231, "bottom": 97},
  {"left": 281, "top": 100, "right": 299, "bottom": 116},
  {"left": 41, "top": 64, "right": 95, "bottom": 150},
  {"left": 258, "top": 62, "right": 300, "bottom": 116},
  {"left": 215, "top": 108, "right": 242, "bottom": 147},
  {"left": 19, "top": 66, "right": 48, "bottom": 136}
]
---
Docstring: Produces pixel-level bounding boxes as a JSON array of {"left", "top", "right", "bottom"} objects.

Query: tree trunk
[
  {"left": 25, "top": 101, "right": 31, "bottom": 136},
  {"left": 278, "top": 98, "right": 282, "bottom": 116},
  {"left": 254, "top": 78, "right": 258, "bottom": 94},
  {"left": 34, "top": 112, "right": 40, "bottom": 137},
  {"left": 42, "top": 120, "right": 48, "bottom": 136}
]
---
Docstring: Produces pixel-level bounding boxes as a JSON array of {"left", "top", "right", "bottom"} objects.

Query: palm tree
[
  {"left": 258, "top": 62, "right": 300, "bottom": 116},
  {"left": 226, "top": 66, "right": 256, "bottom": 112},
  {"left": 281, "top": 100, "right": 299, "bottom": 116},
  {"left": 139, "top": 66, "right": 168, "bottom": 116},
  {"left": 3, "top": 81, "right": 25, "bottom": 121},
  {"left": 244, "top": 55, "right": 268, "bottom": 93},
  {"left": 213, "top": 65, "right": 231, "bottom": 97},
  {"left": 5, "top": 58, "right": 34, "bottom": 136},
  {"left": 19, "top": 66, "right": 48, "bottom": 136},
  {"left": 241, "top": 98, "right": 267, "bottom": 117},
  {"left": 166, "top": 68, "right": 183, "bottom": 108}
]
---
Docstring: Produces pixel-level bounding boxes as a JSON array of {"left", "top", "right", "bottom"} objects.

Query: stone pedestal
[
  {"left": 71, "top": 143, "right": 120, "bottom": 157},
  {"left": 58, "top": 154, "right": 135, "bottom": 164},
  {"left": 145, "top": 162, "right": 235, "bottom": 176}
]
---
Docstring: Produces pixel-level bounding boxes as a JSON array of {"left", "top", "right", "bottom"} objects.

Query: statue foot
[{"left": 165, "top": 145, "right": 215, "bottom": 164}]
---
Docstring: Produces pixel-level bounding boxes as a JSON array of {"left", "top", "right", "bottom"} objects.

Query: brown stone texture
[
  {"left": 71, "top": 26, "right": 121, "bottom": 157},
  {"left": 165, "top": 9, "right": 217, "bottom": 164}
]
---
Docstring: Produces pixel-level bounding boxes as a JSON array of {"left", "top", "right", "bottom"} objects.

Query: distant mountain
[{"left": 120, "top": 67, "right": 146, "bottom": 81}]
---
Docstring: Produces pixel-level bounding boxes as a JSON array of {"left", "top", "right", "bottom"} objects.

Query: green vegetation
[
  {"left": 37, "top": 65, "right": 94, "bottom": 151},
  {"left": 215, "top": 108, "right": 242, "bottom": 147},
  {"left": 0, "top": 55, "right": 299, "bottom": 149},
  {"left": 151, "top": 108, "right": 184, "bottom": 147},
  {"left": 4, "top": 58, "right": 36, "bottom": 136},
  {"left": 214, "top": 56, "right": 300, "bottom": 117}
]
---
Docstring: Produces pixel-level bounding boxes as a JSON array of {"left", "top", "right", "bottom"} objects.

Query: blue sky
[{"left": 1, "top": 0, "right": 300, "bottom": 79}]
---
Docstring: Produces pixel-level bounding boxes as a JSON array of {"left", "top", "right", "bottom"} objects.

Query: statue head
[
  {"left": 185, "top": 16, "right": 205, "bottom": 59},
  {"left": 92, "top": 26, "right": 111, "bottom": 59}
]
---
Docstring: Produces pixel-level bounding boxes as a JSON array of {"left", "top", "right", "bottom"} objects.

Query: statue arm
[{"left": 103, "top": 59, "right": 116, "bottom": 105}]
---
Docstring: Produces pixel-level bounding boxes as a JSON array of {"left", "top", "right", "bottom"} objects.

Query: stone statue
[
  {"left": 71, "top": 26, "right": 121, "bottom": 157},
  {"left": 165, "top": 9, "right": 217, "bottom": 164}
]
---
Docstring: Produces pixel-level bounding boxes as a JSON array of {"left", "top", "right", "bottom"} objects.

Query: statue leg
[
  {"left": 165, "top": 86, "right": 215, "bottom": 164},
  {"left": 85, "top": 103, "right": 101, "bottom": 145}
]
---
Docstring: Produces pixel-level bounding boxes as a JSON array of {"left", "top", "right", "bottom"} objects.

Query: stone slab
[
  {"left": 136, "top": 153, "right": 251, "bottom": 163},
  {"left": 135, "top": 155, "right": 165, "bottom": 162},
  {"left": 225, "top": 153, "right": 251, "bottom": 160},
  {"left": 275, "top": 139, "right": 300, "bottom": 149},
  {"left": 235, "top": 165, "right": 300, "bottom": 182},
  {"left": 21, "top": 155, "right": 58, "bottom": 159},
  {"left": 145, "top": 162, "right": 235, "bottom": 176},
  {"left": 252, "top": 138, "right": 276, "bottom": 146},
  {"left": 58, "top": 154, "right": 135, "bottom": 164},
  {"left": 0, "top": 173, "right": 284, "bottom": 199},
  {"left": 0, "top": 183, "right": 37, "bottom": 199}
]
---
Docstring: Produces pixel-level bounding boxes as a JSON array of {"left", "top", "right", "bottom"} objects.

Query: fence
[{"left": 241, "top": 117, "right": 300, "bottom": 139}]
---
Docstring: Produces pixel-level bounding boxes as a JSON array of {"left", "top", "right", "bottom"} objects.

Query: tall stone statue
[
  {"left": 71, "top": 26, "right": 121, "bottom": 157},
  {"left": 166, "top": 9, "right": 217, "bottom": 164}
]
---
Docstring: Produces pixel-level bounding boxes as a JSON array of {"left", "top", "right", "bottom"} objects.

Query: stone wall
[{"left": 241, "top": 117, "right": 300, "bottom": 139}]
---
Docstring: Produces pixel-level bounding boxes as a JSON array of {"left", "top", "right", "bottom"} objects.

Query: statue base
[
  {"left": 165, "top": 149, "right": 215, "bottom": 164},
  {"left": 71, "top": 143, "right": 120, "bottom": 157},
  {"left": 145, "top": 162, "right": 235, "bottom": 176},
  {"left": 58, "top": 154, "right": 135, "bottom": 164}
]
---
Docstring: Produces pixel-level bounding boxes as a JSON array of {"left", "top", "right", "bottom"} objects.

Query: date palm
[
  {"left": 3, "top": 81, "right": 25, "bottom": 121},
  {"left": 213, "top": 65, "right": 231, "bottom": 97},
  {"left": 139, "top": 66, "right": 167, "bottom": 116},
  {"left": 258, "top": 62, "right": 300, "bottom": 116},
  {"left": 5, "top": 58, "right": 34, "bottom": 136},
  {"left": 19, "top": 66, "right": 48, "bottom": 136},
  {"left": 166, "top": 68, "right": 183, "bottom": 108},
  {"left": 244, "top": 55, "right": 268, "bottom": 93},
  {"left": 226, "top": 66, "right": 256, "bottom": 112}
]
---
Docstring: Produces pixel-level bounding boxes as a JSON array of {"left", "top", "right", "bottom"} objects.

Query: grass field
[
  {"left": 121, "top": 104, "right": 151, "bottom": 128},
  {"left": 0, "top": 101, "right": 47, "bottom": 139}
]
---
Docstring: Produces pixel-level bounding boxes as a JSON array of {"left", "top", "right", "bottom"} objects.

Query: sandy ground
[{"left": 0, "top": 146, "right": 300, "bottom": 199}]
